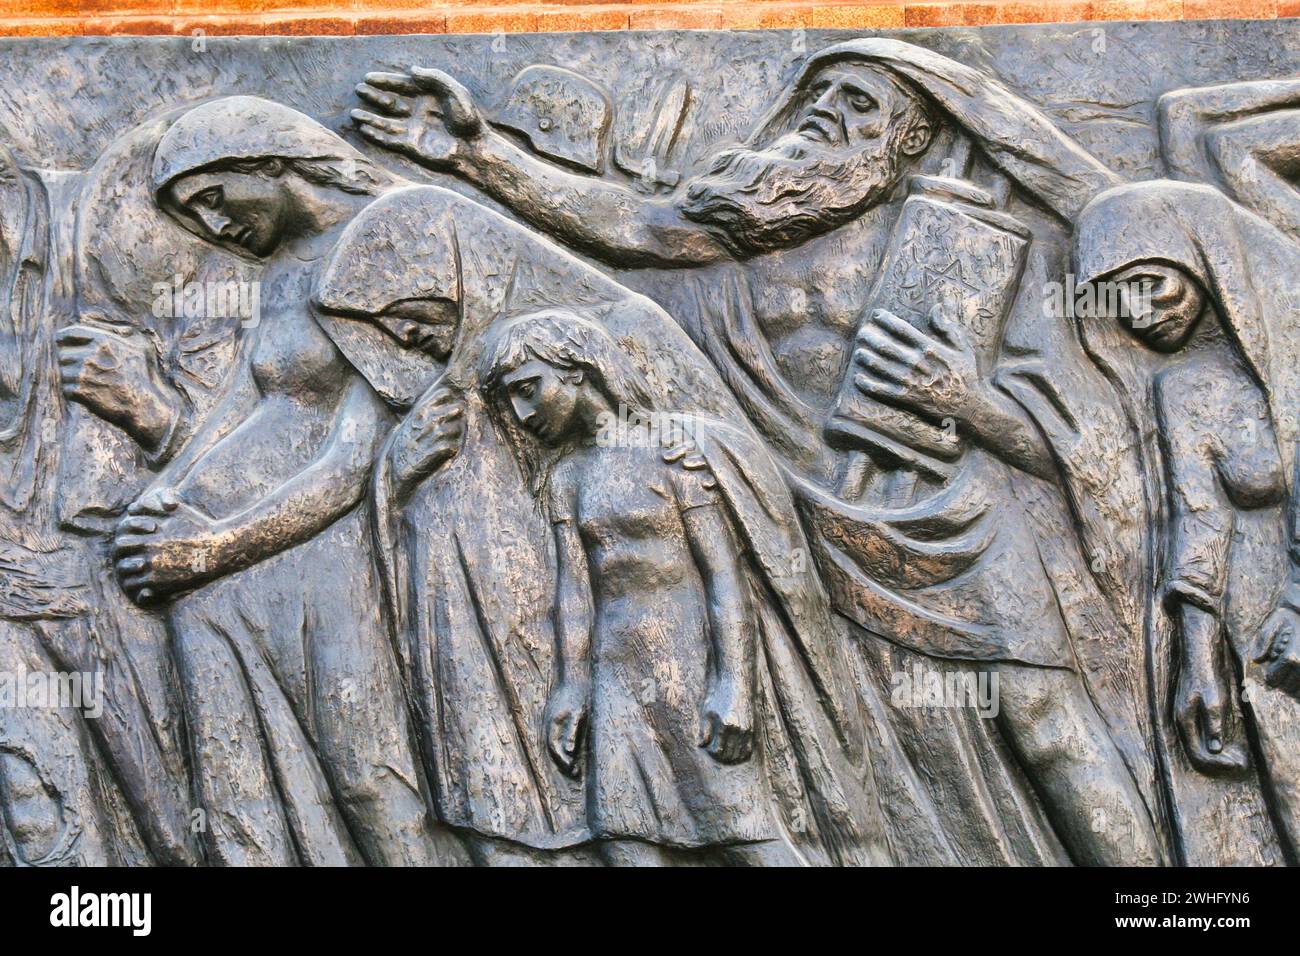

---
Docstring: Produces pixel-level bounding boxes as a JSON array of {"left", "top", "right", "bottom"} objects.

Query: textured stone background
[{"left": 0, "top": 0, "right": 1291, "bottom": 39}]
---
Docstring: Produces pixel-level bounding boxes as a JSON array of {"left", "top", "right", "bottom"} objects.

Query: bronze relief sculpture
[{"left": 3, "top": 20, "right": 1300, "bottom": 866}]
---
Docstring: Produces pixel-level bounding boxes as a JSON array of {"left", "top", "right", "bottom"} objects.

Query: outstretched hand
[{"left": 353, "top": 67, "right": 483, "bottom": 171}]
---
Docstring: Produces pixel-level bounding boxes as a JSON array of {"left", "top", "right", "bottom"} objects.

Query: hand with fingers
[
  {"left": 662, "top": 435, "right": 713, "bottom": 485},
  {"left": 353, "top": 67, "right": 484, "bottom": 171},
  {"left": 113, "top": 489, "right": 228, "bottom": 606},
  {"left": 700, "top": 676, "right": 754, "bottom": 765},
  {"left": 1175, "top": 603, "right": 1250, "bottom": 774},
  {"left": 544, "top": 677, "right": 590, "bottom": 778},
  {"left": 851, "top": 304, "right": 982, "bottom": 426},
  {"left": 1252, "top": 601, "right": 1300, "bottom": 700},
  {"left": 388, "top": 386, "right": 465, "bottom": 496},
  {"left": 56, "top": 315, "right": 178, "bottom": 448}
]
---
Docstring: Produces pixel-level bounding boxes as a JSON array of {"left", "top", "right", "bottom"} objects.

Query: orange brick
[
  {"left": 905, "top": 3, "right": 967, "bottom": 23},
  {"left": 962, "top": 0, "right": 1049, "bottom": 21},
  {"left": 262, "top": 0, "right": 340, "bottom": 12},
  {"left": 173, "top": 14, "right": 269, "bottom": 34},
  {"left": 172, "top": 0, "right": 262, "bottom": 13},
  {"left": 720, "top": 3, "right": 810, "bottom": 27},
  {"left": 808, "top": 3, "right": 907, "bottom": 26},
  {"left": 1086, "top": 0, "right": 1183, "bottom": 19},
  {"left": 628, "top": 4, "right": 724, "bottom": 27},
  {"left": 101, "top": 15, "right": 179, "bottom": 32},
  {"left": 0, "top": 16, "right": 83, "bottom": 34},
  {"left": 1279, "top": 0, "right": 1300, "bottom": 14},
  {"left": 1184, "top": 0, "right": 1276, "bottom": 16},
  {"left": 445, "top": 8, "right": 540, "bottom": 32},
  {"left": 2, "top": 0, "right": 77, "bottom": 17},
  {"left": 356, "top": 12, "right": 448, "bottom": 33},
  {"left": 74, "top": 16, "right": 117, "bottom": 33},
  {"left": 1042, "top": 0, "right": 1092, "bottom": 19},
  {"left": 79, "top": 0, "right": 170, "bottom": 14},
  {"left": 537, "top": 6, "right": 630, "bottom": 30},
  {"left": 259, "top": 13, "right": 355, "bottom": 33}
]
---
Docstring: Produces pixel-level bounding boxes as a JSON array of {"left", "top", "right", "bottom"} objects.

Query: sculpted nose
[
  {"left": 810, "top": 84, "right": 841, "bottom": 117},
  {"left": 195, "top": 206, "right": 233, "bottom": 238},
  {"left": 512, "top": 398, "right": 535, "bottom": 425}
]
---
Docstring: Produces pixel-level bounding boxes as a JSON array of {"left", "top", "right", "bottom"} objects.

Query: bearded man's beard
[{"left": 679, "top": 130, "right": 906, "bottom": 257}]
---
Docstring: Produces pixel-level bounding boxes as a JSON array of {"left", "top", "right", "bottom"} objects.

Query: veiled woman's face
[
  {"left": 374, "top": 298, "right": 460, "bottom": 359},
  {"left": 1109, "top": 262, "right": 1207, "bottom": 353},
  {"left": 500, "top": 358, "right": 585, "bottom": 446},
  {"left": 168, "top": 166, "right": 292, "bottom": 258}
]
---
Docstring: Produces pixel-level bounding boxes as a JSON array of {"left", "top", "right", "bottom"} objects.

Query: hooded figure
[
  {"left": 682, "top": 37, "right": 1124, "bottom": 478},
  {"left": 1005, "top": 180, "right": 1300, "bottom": 865},
  {"left": 117, "top": 97, "right": 452, "bottom": 867},
  {"left": 151, "top": 97, "right": 389, "bottom": 228},
  {"left": 0, "top": 140, "right": 138, "bottom": 867},
  {"left": 316, "top": 185, "right": 902, "bottom": 865}
]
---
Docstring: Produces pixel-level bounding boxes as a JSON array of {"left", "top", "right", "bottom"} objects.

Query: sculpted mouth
[{"left": 798, "top": 117, "right": 835, "bottom": 143}]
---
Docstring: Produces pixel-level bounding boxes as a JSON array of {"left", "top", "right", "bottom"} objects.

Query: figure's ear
[
  {"left": 563, "top": 368, "right": 585, "bottom": 386},
  {"left": 899, "top": 116, "right": 933, "bottom": 157},
  {"left": 258, "top": 158, "right": 285, "bottom": 178}
]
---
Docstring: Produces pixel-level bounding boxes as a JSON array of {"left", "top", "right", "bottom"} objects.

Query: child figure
[{"left": 479, "top": 309, "right": 872, "bottom": 866}]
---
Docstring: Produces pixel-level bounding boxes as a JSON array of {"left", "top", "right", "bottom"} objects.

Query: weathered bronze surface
[{"left": 3, "top": 21, "right": 1300, "bottom": 865}]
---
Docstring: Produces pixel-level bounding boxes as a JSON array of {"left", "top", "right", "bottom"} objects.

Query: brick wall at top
[{"left": 0, "top": 0, "right": 1292, "bottom": 39}]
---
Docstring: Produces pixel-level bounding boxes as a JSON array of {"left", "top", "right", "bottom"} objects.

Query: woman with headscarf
[
  {"left": 313, "top": 184, "right": 898, "bottom": 865},
  {"left": 1004, "top": 179, "right": 1300, "bottom": 864},
  {"left": 110, "top": 96, "right": 451, "bottom": 866}
]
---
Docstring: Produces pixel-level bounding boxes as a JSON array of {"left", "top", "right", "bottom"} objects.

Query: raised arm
[
  {"left": 353, "top": 69, "right": 726, "bottom": 268},
  {"left": 1158, "top": 79, "right": 1300, "bottom": 240},
  {"left": 1205, "top": 111, "right": 1300, "bottom": 244}
]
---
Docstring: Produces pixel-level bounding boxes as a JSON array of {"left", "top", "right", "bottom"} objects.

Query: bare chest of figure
[
  {"left": 175, "top": 262, "right": 352, "bottom": 518},
  {"left": 572, "top": 445, "right": 699, "bottom": 605},
  {"left": 745, "top": 206, "right": 894, "bottom": 407},
  {"left": 248, "top": 262, "right": 351, "bottom": 400}
]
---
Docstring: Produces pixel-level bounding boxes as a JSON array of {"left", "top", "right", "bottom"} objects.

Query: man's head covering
[
  {"left": 493, "top": 65, "right": 612, "bottom": 175},
  {"left": 751, "top": 39, "right": 1122, "bottom": 222},
  {"left": 151, "top": 95, "right": 370, "bottom": 196}
]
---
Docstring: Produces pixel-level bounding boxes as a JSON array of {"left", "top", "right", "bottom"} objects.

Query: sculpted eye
[
  {"left": 195, "top": 187, "right": 223, "bottom": 209},
  {"left": 848, "top": 93, "right": 875, "bottom": 113}
]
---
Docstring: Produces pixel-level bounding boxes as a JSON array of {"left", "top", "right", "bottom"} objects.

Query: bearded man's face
[{"left": 680, "top": 65, "right": 930, "bottom": 257}]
